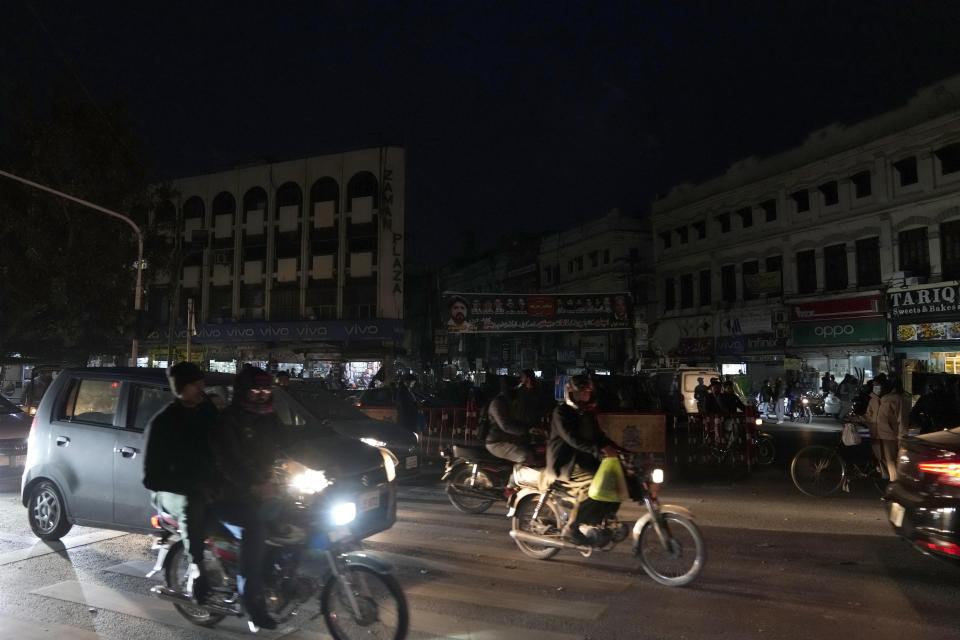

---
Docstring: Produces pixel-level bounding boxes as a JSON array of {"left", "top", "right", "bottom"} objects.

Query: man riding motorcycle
[
  {"left": 485, "top": 377, "right": 537, "bottom": 464},
  {"left": 546, "top": 375, "right": 618, "bottom": 545}
]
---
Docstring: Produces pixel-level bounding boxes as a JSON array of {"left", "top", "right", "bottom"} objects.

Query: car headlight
[
  {"left": 330, "top": 502, "right": 357, "bottom": 526},
  {"left": 290, "top": 468, "right": 330, "bottom": 495},
  {"left": 361, "top": 437, "right": 387, "bottom": 448},
  {"left": 755, "top": 418, "right": 763, "bottom": 426},
  {"left": 381, "top": 448, "right": 397, "bottom": 482},
  {"left": 651, "top": 468, "right": 665, "bottom": 484}
]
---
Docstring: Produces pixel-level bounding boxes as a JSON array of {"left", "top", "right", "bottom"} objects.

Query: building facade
[
  {"left": 143, "top": 146, "right": 405, "bottom": 380},
  {"left": 651, "top": 75, "right": 960, "bottom": 392}
]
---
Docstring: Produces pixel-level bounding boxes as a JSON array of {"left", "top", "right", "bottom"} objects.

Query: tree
[{"left": 0, "top": 96, "right": 170, "bottom": 363}]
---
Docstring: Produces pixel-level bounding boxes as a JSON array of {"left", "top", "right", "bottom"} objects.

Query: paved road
[{"left": 0, "top": 466, "right": 958, "bottom": 640}]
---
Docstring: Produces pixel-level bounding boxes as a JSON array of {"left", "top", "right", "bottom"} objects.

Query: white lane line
[
  {"left": 0, "top": 613, "right": 105, "bottom": 640},
  {"left": 0, "top": 530, "right": 129, "bottom": 567},
  {"left": 409, "top": 609, "right": 583, "bottom": 640},
  {"left": 103, "top": 560, "right": 161, "bottom": 581},
  {"left": 407, "top": 580, "right": 606, "bottom": 621},
  {"left": 30, "top": 580, "right": 295, "bottom": 638}
]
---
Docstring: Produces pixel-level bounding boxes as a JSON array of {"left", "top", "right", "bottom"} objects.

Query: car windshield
[
  {"left": 0, "top": 395, "right": 19, "bottom": 414},
  {"left": 274, "top": 386, "right": 370, "bottom": 431}
]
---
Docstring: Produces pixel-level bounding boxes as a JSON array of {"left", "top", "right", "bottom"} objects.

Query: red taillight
[
  {"left": 921, "top": 540, "right": 960, "bottom": 557},
  {"left": 917, "top": 461, "right": 960, "bottom": 486}
]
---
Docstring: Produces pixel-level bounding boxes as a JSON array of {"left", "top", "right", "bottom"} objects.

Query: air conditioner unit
[{"left": 773, "top": 310, "right": 787, "bottom": 324}]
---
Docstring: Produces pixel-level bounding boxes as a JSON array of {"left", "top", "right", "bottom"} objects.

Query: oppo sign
[{"left": 814, "top": 324, "right": 855, "bottom": 338}]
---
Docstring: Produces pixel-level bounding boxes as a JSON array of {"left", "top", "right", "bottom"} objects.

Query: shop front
[
  {"left": 789, "top": 294, "right": 887, "bottom": 381},
  {"left": 649, "top": 314, "right": 714, "bottom": 367},
  {"left": 715, "top": 309, "right": 787, "bottom": 394},
  {"left": 889, "top": 281, "right": 960, "bottom": 392}
]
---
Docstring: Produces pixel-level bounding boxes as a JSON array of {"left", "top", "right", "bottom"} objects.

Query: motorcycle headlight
[
  {"left": 651, "top": 468, "right": 665, "bottom": 484},
  {"left": 802, "top": 398, "right": 809, "bottom": 405},
  {"left": 380, "top": 448, "right": 397, "bottom": 482},
  {"left": 361, "top": 437, "right": 387, "bottom": 448},
  {"left": 330, "top": 502, "right": 357, "bottom": 526}
]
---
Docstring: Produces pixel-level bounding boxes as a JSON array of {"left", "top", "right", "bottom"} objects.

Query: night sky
[{"left": 5, "top": 1, "right": 960, "bottom": 264}]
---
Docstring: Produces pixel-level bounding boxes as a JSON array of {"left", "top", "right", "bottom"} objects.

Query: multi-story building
[
  {"left": 651, "top": 75, "right": 960, "bottom": 392},
  {"left": 143, "top": 146, "right": 405, "bottom": 380}
]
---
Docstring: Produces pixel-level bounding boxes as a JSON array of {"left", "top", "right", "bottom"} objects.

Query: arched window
[
  {"left": 310, "top": 177, "right": 339, "bottom": 213},
  {"left": 276, "top": 182, "right": 302, "bottom": 208},
  {"left": 243, "top": 187, "right": 268, "bottom": 223},
  {"left": 182, "top": 196, "right": 204, "bottom": 223},
  {"left": 212, "top": 192, "right": 236, "bottom": 217},
  {"left": 346, "top": 171, "right": 378, "bottom": 212}
]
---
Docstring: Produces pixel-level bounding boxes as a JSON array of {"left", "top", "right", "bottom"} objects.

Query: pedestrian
[
  {"left": 773, "top": 378, "right": 786, "bottom": 424},
  {"left": 829, "top": 374, "right": 838, "bottom": 394},
  {"left": 821, "top": 372, "right": 831, "bottom": 395},
  {"left": 694, "top": 377, "right": 709, "bottom": 414},
  {"left": 837, "top": 374, "right": 857, "bottom": 419},
  {"left": 864, "top": 374, "right": 898, "bottom": 481}
]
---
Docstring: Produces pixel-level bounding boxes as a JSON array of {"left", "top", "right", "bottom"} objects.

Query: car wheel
[{"left": 28, "top": 480, "right": 73, "bottom": 541}]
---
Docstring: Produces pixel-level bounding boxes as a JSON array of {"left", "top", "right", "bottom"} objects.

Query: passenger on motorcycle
[
  {"left": 142, "top": 362, "right": 218, "bottom": 605},
  {"left": 208, "top": 367, "right": 283, "bottom": 630},
  {"left": 485, "top": 377, "right": 538, "bottom": 464},
  {"left": 547, "top": 375, "right": 619, "bottom": 545}
]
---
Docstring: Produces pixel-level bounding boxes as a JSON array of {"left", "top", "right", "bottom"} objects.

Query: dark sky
[{"left": 5, "top": 1, "right": 960, "bottom": 264}]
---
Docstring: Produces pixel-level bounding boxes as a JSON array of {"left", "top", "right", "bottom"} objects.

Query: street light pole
[{"left": 0, "top": 169, "right": 145, "bottom": 364}]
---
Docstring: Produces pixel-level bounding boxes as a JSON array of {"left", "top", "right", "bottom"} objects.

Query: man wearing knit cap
[{"left": 143, "top": 361, "right": 218, "bottom": 604}]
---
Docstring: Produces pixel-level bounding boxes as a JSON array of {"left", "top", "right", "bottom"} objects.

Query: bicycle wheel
[{"left": 791, "top": 445, "right": 845, "bottom": 497}]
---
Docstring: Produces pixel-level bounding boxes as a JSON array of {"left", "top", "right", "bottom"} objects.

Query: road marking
[
  {"left": 103, "top": 560, "right": 161, "bottom": 581},
  {"left": 0, "top": 614, "right": 105, "bottom": 640},
  {"left": 408, "top": 609, "right": 583, "bottom": 640},
  {"left": 407, "top": 579, "right": 607, "bottom": 620},
  {"left": 31, "top": 580, "right": 295, "bottom": 637},
  {"left": 0, "top": 530, "right": 128, "bottom": 567}
]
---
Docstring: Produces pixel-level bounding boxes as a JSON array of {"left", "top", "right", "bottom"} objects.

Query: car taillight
[
  {"left": 921, "top": 539, "right": 960, "bottom": 557},
  {"left": 917, "top": 461, "right": 960, "bottom": 486}
]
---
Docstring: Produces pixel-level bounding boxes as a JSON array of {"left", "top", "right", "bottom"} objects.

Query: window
[
  {"left": 603, "top": 249, "right": 610, "bottom": 264},
  {"left": 791, "top": 190, "right": 810, "bottom": 213},
  {"left": 742, "top": 260, "right": 759, "bottom": 300},
  {"left": 850, "top": 171, "right": 871, "bottom": 198},
  {"left": 567, "top": 260, "right": 573, "bottom": 274},
  {"left": 765, "top": 255, "right": 783, "bottom": 295},
  {"left": 856, "top": 237, "right": 881, "bottom": 286},
  {"left": 796, "top": 250, "right": 817, "bottom": 294},
  {"left": 894, "top": 157, "right": 918, "bottom": 186},
  {"left": 680, "top": 274, "right": 693, "bottom": 309},
  {"left": 819, "top": 181, "right": 839, "bottom": 206},
  {"left": 677, "top": 227, "right": 689, "bottom": 244},
  {"left": 543, "top": 267, "right": 553, "bottom": 284},
  {"left": 590, "top": 251, "right": 599, "bottom": 268},
  {"left": 128, "top": 385, "right": 171, "bottom": 432},
  {"left": 824, "top": 244, "right": 848, "bottom": 291},
  {"left": 699, "top": 269, "right": 712, "bottom": 306},
  {"left": 59, "top": 378, "right": 121, "bottom": 426},
  {"left": 936, "top": 143, "right": 960, "bottom": 175},
  {"left": 575, "top": 256, "right": 584, "bottom": 272},
  {"left": 721, "top": 265, "right": 736, "bottom": 303},
  {"left": 664, "top": 277, "right": 675, "bottom": 311},
  {"left": 717, "top": 212, "right": 731, "bottom": 233},
  {"left": 660, "top": 231, "right": 672, "bottom": 249},
  {"left": 693, "top": 221, "right": 706, "bottom": 240},
  {"left": 737, "top": 207, "right": 753, "bottom": 228},
  {"left": 899, "top": 227, "right": 930, "bottom": 277},
  {"left": 941, "top": 221, "right": 960, "bottom": 280},
  {"left": 760, "top": 200, "right": 777, "bottom": 222}
]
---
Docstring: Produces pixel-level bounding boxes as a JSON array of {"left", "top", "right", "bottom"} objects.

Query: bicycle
[{"left": 789, "top": 425, "right": 883, "bottom": 497}]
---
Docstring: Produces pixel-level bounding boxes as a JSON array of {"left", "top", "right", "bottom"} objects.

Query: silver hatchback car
[{"left": 22, "top": 367, "right": 411, "bottom": 541}]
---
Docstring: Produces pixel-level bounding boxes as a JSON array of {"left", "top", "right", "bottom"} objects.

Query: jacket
[
  {"left": 865, "top": 393, "right": 902, "bottom": 440},
  {"left": 864, "top": 393, "right": 881, "bottom": 439},
  {"left": 485, "top": 394, "right": 528, "bottom": 444},
  {"left": 547, "top": 404, "right": 611, "bottom": 481},
  {"left": 210, "top": 405, "right": 283, "bottom": 497},
  {"left": 142, "top": 398, "right": 218, "bottom": 495}
]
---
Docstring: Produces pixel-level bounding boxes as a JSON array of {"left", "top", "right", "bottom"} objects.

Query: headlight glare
[
  {"left": 331, "top": 502, "right": 357, "bottom": 526},
  {"left": 651, "top": 468, "right": 665, "bottom": 484},
  {"left": 755, "top": 418, "right": 763, "bottom": 426},
  {"left": 381, "top": 448, "right": 397, "bottom": 482},
  {"left": 290, "top": 468, "right": 330, "bottom": 495},
  {"left": 361, "top": 437, "right": 387, "bottom": 448}
]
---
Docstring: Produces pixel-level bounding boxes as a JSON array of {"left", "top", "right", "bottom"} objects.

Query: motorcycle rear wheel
[
  {"left": 164, "top": 543, "right": 226, "bottom": 627},
  {"left": 636, "top": 512, "right": 705, "bottom": 587},
  {"left": 511, "top": 495, "right": 561, "bottom": 560},
  {"left": 446, "top": 467, "right": 497, "bottom": 514},
  {"left": 321, "top": 564, "right": 409, "bottom": 640}
]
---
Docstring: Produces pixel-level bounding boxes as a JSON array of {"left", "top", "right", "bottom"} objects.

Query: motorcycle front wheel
[
  {"left": 445, "top": 467, "right": 497, "bottom": 514},
  {"left": 164, "top": 543, "right": 225, "bottom": 628},
  {"left": 636, "top": 512, "right": 705, "bottom": 587},
  {"left": 321, "top": 565, "right": 409, "bottom": 640}
]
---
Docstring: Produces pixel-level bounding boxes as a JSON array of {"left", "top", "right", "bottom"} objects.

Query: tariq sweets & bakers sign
[{"left": 889, "top": 281, "right": 960, "bottom": 344}]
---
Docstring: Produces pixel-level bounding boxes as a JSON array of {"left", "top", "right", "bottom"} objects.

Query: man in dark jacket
[
  {"left": 547, "top": 375, "right": 617, "bottom": 544},
  {"left": 142, "top": 362, "right": 218, "bottom": 604},
  {"left": 208, "top": 367, "right": 282, "bottom": 630},
  {"left": 485, "top": 377, "right": 535, "bottom": 464}
]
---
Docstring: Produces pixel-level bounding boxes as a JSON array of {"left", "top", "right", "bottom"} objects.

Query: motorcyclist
[
  {"left": 547, "top": 375, "right": 618, "bottom": 545},
  {"left": 142, "top": 362, "right": 218, "bottom": 605},
  {"left": 485, "top": 377, "right": 537, "bottom": 464},
  {"left": 208, "top": 367, "right": 283, "bottom": 630}
]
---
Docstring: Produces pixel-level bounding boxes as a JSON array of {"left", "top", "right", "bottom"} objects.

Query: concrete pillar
[
  {"left": 815, "top": 247, "right": 825, "bottom": 294},
  {"left": 874, "top": 153, "right": 890, "bottom": 205},
  {"left": 734, "top": 263, "right": 743, "bottom": 301},
  {"left": 919, "top": 151, "right": 936, "bottom": 191},
  {"left": 784, "top": 250, "right": 797, "bottom": 296},
  {"left": 846, "top": 245, "right": 857, "bottom": 289},
  {"left": 928, "top": 224, "right": 942, "bottom": 281}
]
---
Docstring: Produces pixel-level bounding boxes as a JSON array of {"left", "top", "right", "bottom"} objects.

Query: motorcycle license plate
[
  {"left": 405, "top": 455, "right": 418, "bottom": 469},
  {"left": 889, "top": 502, "right": 905, "bottom": 528},
  {"left": 360, "top": 491, "right": 380, "bottom": 512}
]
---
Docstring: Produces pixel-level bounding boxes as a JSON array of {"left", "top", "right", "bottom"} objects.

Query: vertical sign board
[{"left": 378, "top": 147, "right": 405, "bottom": 320}]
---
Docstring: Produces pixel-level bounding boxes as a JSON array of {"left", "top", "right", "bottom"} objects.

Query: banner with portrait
[{"left": 442, "top": 292, "right": 633, "bottom": 333}]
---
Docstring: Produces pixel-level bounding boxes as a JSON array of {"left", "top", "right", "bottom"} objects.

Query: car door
[
  {"left": 47, "top": 376, "right": 122, "bottom": 525},
  {"left": 113, "top": 382, "right": 170, "bottom": 529}
]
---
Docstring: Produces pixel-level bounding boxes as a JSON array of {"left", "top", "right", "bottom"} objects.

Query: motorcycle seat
[{"left": 452, "top": 444, "right": 500, "bottom": 462}]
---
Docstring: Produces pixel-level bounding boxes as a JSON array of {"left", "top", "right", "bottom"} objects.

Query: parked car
[
  {"left": 21, "top": 367, "right": 400, "bottom": 541},
  {"left": 0, "top": 395, "right": 30, "bottom": 473},
  {"left": 885, "top": 426, "right": 960, "bottom": 562}
]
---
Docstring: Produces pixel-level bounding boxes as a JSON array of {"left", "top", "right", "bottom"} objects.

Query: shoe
[
  {"left": 243, "top": 592, "right": 277, "bottom": 630},
  {"left": 560, "top": 522, "right": 589, "bottom": 546},
  {"left": 191, "top": 574, "right": 212, "bottom": 606}
]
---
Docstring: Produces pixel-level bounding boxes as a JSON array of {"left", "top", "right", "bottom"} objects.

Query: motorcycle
[
  {"left": 148, "top": 456, "right": 409, "bottom": 639},
  {"left": 806, "top": 392, "right": 826, "bottom": 417},
  {"left": 750, "top": 417, "right": 776, "bottom": 465},
  {"left": 787, "top": 396, "right": 813, "bottom": 424},
  {"left": 506, "top": 451, "right": 706, "bottom": 587},
  {"left": 441, "top": 436, "right": 546, "bottom": 514}
]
